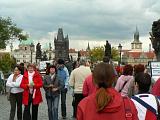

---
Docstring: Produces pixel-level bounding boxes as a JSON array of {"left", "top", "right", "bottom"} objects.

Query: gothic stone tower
[{"left": 54, "top": 28, "right": 69, "bottom": 60}]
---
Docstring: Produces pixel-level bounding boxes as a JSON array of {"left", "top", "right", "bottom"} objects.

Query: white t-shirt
[{"left": 28, "top": 71, "right": 35, "bottom": 94}]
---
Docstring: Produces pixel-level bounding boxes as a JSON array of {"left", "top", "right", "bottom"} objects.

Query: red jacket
[
  {"left": 20, "top": 71, "right": 43, "bottom": 105},
  {"left": 77, "top": 88, "right": 138, "bottom": 120},
  {"left": 82, "top": 74, "right": 97, "bottom": 97},
  {"left": 151, "top": 78, "right": 160, "bottom": 96}
]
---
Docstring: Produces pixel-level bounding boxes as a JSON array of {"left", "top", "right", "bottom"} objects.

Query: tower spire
[
  {"left": 86, "top": 42, "right": 90, "bottom": 51},
  {"left": 134, "top": 26, "right": 139, "bottom": 42}
]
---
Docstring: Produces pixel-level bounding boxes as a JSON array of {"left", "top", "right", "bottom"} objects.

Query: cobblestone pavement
[{"left": 0, "top": 89, "right": 75, "bottom": 120}]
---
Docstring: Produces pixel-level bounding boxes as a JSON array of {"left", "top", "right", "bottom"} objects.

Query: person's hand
[
  {"left": 49, "top": 84, "right": 54, "bottom": 88},
  {"left": 28, "top": 81, "right": 34, "bottom": 88},
  {"left": 64, "top": 88, "right": 68, "bottom": 93},
  {"left": 52, "top": 88, "right": 58, "bottom": 92},
  {"left": 28, "top": 84, "right": 33, "bottom": 88}
]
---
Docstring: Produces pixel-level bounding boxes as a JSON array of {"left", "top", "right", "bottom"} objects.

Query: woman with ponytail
[{"left": 77, "top": 63, "right": 138, "bottom": 120}]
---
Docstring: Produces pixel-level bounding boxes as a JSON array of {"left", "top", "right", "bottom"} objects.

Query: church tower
[
  {"left": 131, "top": 27, "right": 142, "bottom": 52},
  {"left": 54, "top": 28, "right": 69, "bottom": 60}
]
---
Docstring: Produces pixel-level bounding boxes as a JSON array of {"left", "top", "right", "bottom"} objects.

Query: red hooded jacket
[
  {"left": 20, "top": 71, "right": 43, "bottom": 105},
  {"left": 151, "top": 78, "right": 160, "bottom": 96},
  {"left": 77, "top": 88, "right": 138, "bottom": 120}
]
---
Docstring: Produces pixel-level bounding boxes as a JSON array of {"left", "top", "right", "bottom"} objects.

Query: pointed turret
[
  {"left": 57, "top": 28, "right": 64, "bottom": 41},
  {"left": 86, "top": 42, "right": 91, "bottom": 51},
  {"left": 134, "top": 26, "right": 139, "bottom": 42}
]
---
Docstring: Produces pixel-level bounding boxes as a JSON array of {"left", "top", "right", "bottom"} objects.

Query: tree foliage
[
  {"left": 90, "top": 46, "right": 105, "bottom": 62},
  {"left": 0, "top": 17, "right": 28, "bottom": 49},
  {"left": 89, "top": 46, "right": 119, "bottom": 62},
  {"left": 0, "top": 53, "right": 16, "bottom": 74},
  {"left": 111, "top": 47, "right": 119, "bottom": 61}
]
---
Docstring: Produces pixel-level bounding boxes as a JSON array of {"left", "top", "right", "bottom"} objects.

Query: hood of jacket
[{"left": 98, "top": 88, "right": 124, "bottom": 113}]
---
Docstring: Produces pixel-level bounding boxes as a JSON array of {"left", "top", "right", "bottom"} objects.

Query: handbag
[{"left": 7, "top": 88, "right": 11, "bottom": 101}]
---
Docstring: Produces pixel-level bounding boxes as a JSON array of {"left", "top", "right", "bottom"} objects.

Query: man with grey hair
[{"left": 69, "top": 59, "right": 91, "bottom": 118}]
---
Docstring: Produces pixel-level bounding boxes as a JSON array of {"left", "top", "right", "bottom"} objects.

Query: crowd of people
[{"left": 5, "top": 58, "right": 160, "bottom": 120}]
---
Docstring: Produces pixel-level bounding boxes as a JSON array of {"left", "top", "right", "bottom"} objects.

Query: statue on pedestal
[
  {"left": 150, "top": 19, "right": 160, "bottom": 61},
  {"left": 36, "top": 43, "right": 42, "bottom": 59},
  {"left": 104, "top": 40, "right": 111, "bottom": 60}
]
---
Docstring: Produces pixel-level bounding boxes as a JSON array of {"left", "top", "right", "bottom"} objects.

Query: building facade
[
  {"left": 54, "top": 28, "right": 69, "bottom": 60},
  {"left": 12, "top": 39, "right": 36, "bottom": 64},
  {"left": 122, "top": 27, "right": 156, "bottom": 65}
]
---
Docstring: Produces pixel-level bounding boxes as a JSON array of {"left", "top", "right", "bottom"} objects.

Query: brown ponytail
[
  {"left": 96, "top": 88, "right": 112, "bottom": 112},
  {"left": 93, "top": 63, "right": 115, "bottom": 112}
]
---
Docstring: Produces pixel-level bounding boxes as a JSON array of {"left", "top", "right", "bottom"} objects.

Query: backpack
[{"left": 123, "top": 97, "right": 133, "bottom": 120}]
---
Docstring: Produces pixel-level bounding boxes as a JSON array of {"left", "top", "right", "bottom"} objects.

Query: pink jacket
[
  {"left": 82, "top": 74, "right": 97, "bottom": 97},
  {"left": 115, "top": 75, "right": 134, "bottom": 97}
]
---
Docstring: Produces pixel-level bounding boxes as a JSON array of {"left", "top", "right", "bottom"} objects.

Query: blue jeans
[{"left": 46, "top": 95, "right": 60, "bottom": 120}]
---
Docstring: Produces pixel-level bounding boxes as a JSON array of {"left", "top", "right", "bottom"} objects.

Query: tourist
[
  {"left": 151, "top": 77, "right": 160, "bottom": 96},
  {"left": 115, "top": 64, "right": 134, "bottom": 97},
  {"left": 77, "top": 63, "right": 138, "bottom": 120},
  {"left": 20, "top": 64, "right": 43, "bottom": 120},
  {"left": 69, "top": 59, "right": 91, "bottom": 118},
  {"left": 131, "top": 72, "right": 160, "bottom": 120},
  {"left": 133, "top": 64, "right": 145, "bottom": 76},
  {"left": 43, "top": 65, "right": 63, "bottom": 120},
  {"left": 57, "top": 59, "right": 69, "bottom": 119},
  {"left": 82, "top": 74, "right": 97, "bottom": 97},
  {"left": 6, "top": 65, "right": 23, "bottom": 120},
  {"left": 133, "top": 64, "right": 145, "bottom": 94}
]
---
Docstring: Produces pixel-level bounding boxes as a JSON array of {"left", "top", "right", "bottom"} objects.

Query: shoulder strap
[
  {"left": 132, "top": 96, "right": 157, "bottom": 116},
  {"left": 155, "top": 96, "right": 160, "bottom": 120},
  {"left": 123, "top": 97, "right": 133, "bottom": 120},
  {"left": 119, "top": 81, "right": 128, "bottom": 92}
]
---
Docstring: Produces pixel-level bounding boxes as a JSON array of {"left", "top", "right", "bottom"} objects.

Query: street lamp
[
  {"left": 118, "top": 43, "right": 122, "bottom": 66},
  {"left": 30, "top": 43, "right": 34, "bottom": 63}
]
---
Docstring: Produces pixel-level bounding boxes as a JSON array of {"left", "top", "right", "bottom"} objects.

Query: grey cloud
[{"left": 0, "top": 0, "right": 160, "bottom": 42}]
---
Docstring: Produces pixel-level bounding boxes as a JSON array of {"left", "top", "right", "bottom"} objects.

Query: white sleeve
[
  {"left": 6, "top": 74, "right": 15, "bottom": 87},
  {"left": 6, "top": 74, "right": 23, "bottom": 87}
]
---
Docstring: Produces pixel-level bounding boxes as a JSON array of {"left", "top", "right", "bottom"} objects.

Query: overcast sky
[{"left": 1, "top": 0, "right": 160, "bottom": 50}]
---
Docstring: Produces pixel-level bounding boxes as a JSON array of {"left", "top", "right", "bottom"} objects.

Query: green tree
[
  {"left": 0, "top": 17, "right": 28, "bottom": 49},
  {"left": 90, "top": 46, "right": 105, "bottom": 62},
  {"left": 111, "top": 47, "right": 119, "bottom": 61},
  {"left": 89, "top": 46, "right": 119, "bottom": 62},
  {"left": 0, "top": 53, "right": 16, "bottom": 74}
]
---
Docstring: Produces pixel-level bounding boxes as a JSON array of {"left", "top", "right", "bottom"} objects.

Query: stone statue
[
  {"left": 78, "top": 51, "right": 81, "bottom": 58},
  {"left": 104, "top": 40, "right": 111, "bottom": 59},
  {"left": 36, "top": 43, "right": 42, "bottom": 59},
  {"left": 42, "top": 51, "right": 48, "bottom": 61},
  {"left": 150, "top": 19, "right": 160, "bottom": 61}
]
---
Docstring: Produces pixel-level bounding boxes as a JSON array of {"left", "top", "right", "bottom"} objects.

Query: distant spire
[
  {"left": 57, "top": 28, "right": 64, "bottom": 41},
  {"left": 65, "top": 34, "right": 69, "bottom": 41},
  {"left": 86, "top": 42, "right": 90, "bottom": 51},
  {"left": 149, "top": 44, "right": 151, "bottom": 52},
  {"left": 134, "top": 26, "right": 139, "bottom": 42}
]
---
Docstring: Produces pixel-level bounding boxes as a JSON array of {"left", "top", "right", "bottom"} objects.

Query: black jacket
[{"left": 43, "top": 74, "right": 63, "bottom": 97}]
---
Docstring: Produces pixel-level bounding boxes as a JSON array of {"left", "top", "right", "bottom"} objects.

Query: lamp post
[
  {"left": 30, "top": 43, "right": 34, "bottom": 63},
  {"left": 118, "top": 43, "right": 122, "bottom": 67}
]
